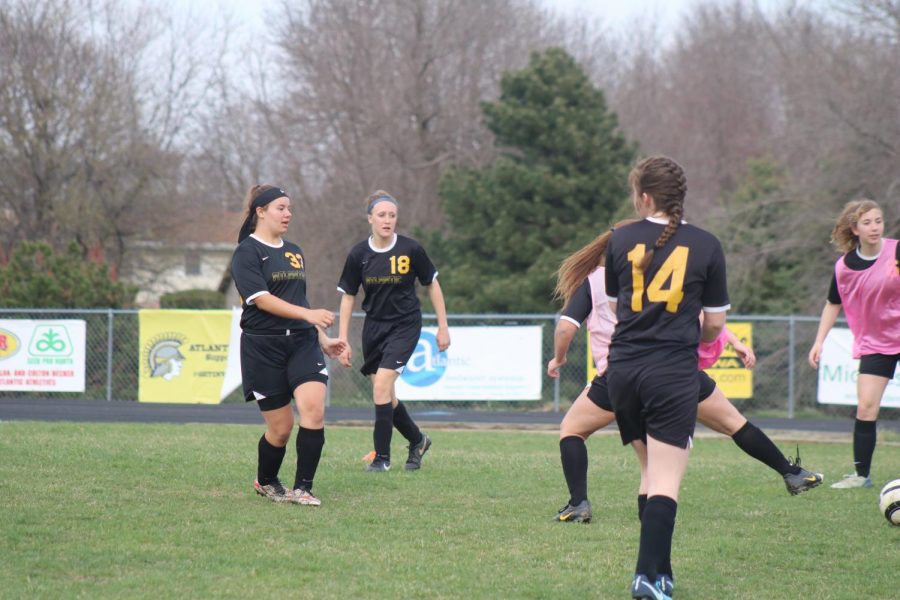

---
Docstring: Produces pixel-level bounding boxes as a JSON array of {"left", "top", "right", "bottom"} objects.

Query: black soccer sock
[
  {"left": 392, "top": 401, "right": 422, "bottom": 445},
  {"left": 257, "top": 434, "right": 286, "bottom": 485},
  {"left": 853, "top": 419, "right": 877, "bottom": 478},
  {"left": 638, "top": 494, "right": 648, "bottom": 521},
  {"left": 294, "top": 426, "right": 325, "bottom": 491},
  {"left": 731, "top": 421, "right": 796, "bottom": 476},
  {"left": 559, "top": 436, "right": 589, "bottom": 505},
  {"left": 635, "top": 495, "right": 677, "bottom": 580},
  {"left": 374, "top": 403, "right": 394, "bottom": 460}
]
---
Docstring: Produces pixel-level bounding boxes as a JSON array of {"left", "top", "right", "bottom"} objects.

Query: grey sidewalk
[{"left": 2, "top": 397, "right": 898, "bottom": 434}]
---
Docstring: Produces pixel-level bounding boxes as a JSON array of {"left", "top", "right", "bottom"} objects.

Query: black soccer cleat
[
  {"left": 365, "top": 456, "right": 391, "bottom": 472},
  {"left": 555, "top": 499, "right": 592, "bottom": 523},
  {"left": 784, "top": 445, "right": 824, "bottom": 496},
  {"left": 404, "top": 433, "right": 432, "bottom": 471}
]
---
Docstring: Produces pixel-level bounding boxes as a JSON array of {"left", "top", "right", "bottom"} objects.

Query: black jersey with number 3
[
  {"left": 231, "top": 235, "right": 313, "bottom": 332},
  {"left": 338, "top": 234, "right": 437, "bottom": 321},
  {"left": 605, "top": 219, "right": 729, "bottom": 361}
]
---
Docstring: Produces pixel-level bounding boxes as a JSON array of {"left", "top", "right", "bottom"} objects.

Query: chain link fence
[{"left": 0, "top": 308, "right": 890, "bottom": 420}]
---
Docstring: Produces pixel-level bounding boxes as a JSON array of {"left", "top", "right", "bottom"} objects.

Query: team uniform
[
  {"left": 605, "top": 218, "right": 730, "bottom": 449},
  {"left": 826, "top": 239, "right": 900, "bottom": 378},
  {"left": 231, "top": 234, "right": 327, "bottom": 411},
  {"left": 561, "top": 269, "right": 723, "bottom": 414},
  {"left": 337, "top": 234, "right": 438, "bottom": 374}
]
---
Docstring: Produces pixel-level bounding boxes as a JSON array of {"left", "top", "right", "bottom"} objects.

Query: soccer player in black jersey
[
  {"left": 548, "top": 228, "right": 820, "bottom": 525},
  {"left": 605, "top": 157, "right": 729, "bottom": 600},
  {"left": 336, "top": 190, "right": 450, "bottom": 472},
  {"left": 231, "top": 184, "right": 346, "bottom": 506}
]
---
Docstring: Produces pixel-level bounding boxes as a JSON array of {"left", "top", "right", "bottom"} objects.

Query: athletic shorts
[
  {"left": 587, "top": 370, "right": 717, "bottom": 414},
  {"left": 607, "top": 353, "right": 699, "bottom": 449},
  {"left": 240, "top": 328, "right": 328, "bottom": 409},
  {"left": 697, "top": 370, "right": 717, "bottom": 401},
  {"left": 360, "top": 315, "right": 421, "bottom": 376},
  {"left": 859, "top": 353, "right": 900, "bottom": 379}
]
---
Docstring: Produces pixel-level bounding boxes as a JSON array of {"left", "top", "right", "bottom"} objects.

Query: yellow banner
[
  {"left": 586, "top": 322, "right": 754, "bottom": 399},
  {"left": 705, "top": 322, "right": 753, "bottom": 399},
  {"left": 138, "top": 310, "right": 232, "bottom": 404}
]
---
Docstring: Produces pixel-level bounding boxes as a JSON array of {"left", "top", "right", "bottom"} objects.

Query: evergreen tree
[
  {"left": 714, "top": 156, "right": 812, "bottom": 314},
  {"left": 0, "top": 242, "right": 135, "bottom": 308},
  {"left": 431, "top": 48, "right": 636, "bottom": 312}
]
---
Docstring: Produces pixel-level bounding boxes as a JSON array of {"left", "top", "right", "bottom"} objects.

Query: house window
[{"left": 185, "top": 251, "right": 201, "bottom": 276}]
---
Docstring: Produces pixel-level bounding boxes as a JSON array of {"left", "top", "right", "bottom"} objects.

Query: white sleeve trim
[
  {"left": 606, "top": 295, "right": 617, "bottom": 303},
  {"left": 702, "top": 304, "right": 731, "bottom": 313},
  {"left": 337, "top": 286, "right": 349, "bottom": 294},
  {"left": 559, "top": 315, "right": 582, "bottom": 328},
  {"left": 246, "top": 290, "right": 269, "bottom": 305}
]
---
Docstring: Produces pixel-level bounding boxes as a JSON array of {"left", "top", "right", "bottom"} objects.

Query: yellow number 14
[{"left": 626, "top": 244, "right": 688, "bottom": 313}]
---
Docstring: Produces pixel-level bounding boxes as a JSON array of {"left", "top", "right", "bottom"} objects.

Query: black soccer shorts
[
  {"left": 240, "top": 328, "right": 327, "bottom": 409},
  {"left": 607, "top": 352, "right": 699, "bottom": 449},
  {"left": 359, "top": 315, "right": 422, "bottom": 376}
]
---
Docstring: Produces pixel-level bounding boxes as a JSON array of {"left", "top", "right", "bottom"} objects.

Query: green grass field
[{"left": 1, "top": 421, "right": 897, "bottom": 599}]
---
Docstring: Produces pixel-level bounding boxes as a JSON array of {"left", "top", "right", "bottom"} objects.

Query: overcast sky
[{"left": 195, "top": 0, "right": 701, "bottom": 34}]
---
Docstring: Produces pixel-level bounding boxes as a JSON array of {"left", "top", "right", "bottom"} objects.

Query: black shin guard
[
  {"left": 732, "top": 421, "right": 795, "bottom": 475},
  {"left": 636, "top": 495, "right": 677, "bottom": 580},
  {"left": 559, "top": 436, "right": 588, "bottom": 505},
  {"left": 392, "top": 401, "right": 422, "bottom": 445},
  {"left": 374, "top": 403, "right": 394, "bottom": 459},
  {"left": 853, "top": 419, "right": 877, "bottom": 478},
  {"left": 257, "top": 434, "right": 286, "bottom": 485},
  {"left": 294, "top": 427, "right": 325, "bottom": 491}
]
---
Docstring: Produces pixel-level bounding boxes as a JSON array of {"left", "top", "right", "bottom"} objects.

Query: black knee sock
[
  {"left": 374, "top": 403, "right": 394, "bottom": 460},
  {"left": 559, "top": 436, "right": 589, "bottom": 505},
  {"left": 294, "top": 427, "right": 325, "bottom": 491},
  {"left": 635, "top": 495, "right": 677, "bottom": 580},
  {"left": 257, "top": 434, "right": 286, "bottom": 485},
  {"left": 392, "top": 401, "right": 422, "bottom": 445},
  {"left": 638, "top": 494, "right": 648, "bottom": 521},
  {"left": 853, "top": 419, "right": 877, "bottom": 478},
  {"left": 731, "top": 421, "right": 795, "bottom": 476}
]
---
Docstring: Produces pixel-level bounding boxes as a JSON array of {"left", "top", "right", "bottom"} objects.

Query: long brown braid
[
  {"left": 628, "top": 156, "right": 687, "bottom": 271},
  {"left": 553, "top": 218, "right": 639, "bottom": 304}
]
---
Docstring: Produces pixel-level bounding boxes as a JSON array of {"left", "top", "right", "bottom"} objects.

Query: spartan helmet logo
[{"left": 146, "top": 335, "right": 186, "bottom": 381}]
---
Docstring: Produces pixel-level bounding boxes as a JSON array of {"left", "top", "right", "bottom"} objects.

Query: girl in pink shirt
[{"left": 809, "top": 199, "right": 900, "bottom": 489}]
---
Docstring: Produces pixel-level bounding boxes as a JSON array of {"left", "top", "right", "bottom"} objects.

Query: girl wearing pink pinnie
[{"left": 809, "top": 199, "right": 900, "bottom": 489}]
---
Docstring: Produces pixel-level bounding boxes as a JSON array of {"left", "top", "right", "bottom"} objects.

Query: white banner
[
  {"left": 395, "top": 326, "right": 543, "bottom": 401},
  {"left": 817, "top": 328, "right": 900, "bottom": 407},
  {"left": 0, "top": 320, "right": 86, "bottom": 392}
]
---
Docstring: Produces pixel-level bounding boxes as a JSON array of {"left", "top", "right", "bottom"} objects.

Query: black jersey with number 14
[
  {"left": 337, "top": 234, "right": 437, "bottom": 321},
  {"left": 605, "top": 219, "right": 729, "bottom": 361}
]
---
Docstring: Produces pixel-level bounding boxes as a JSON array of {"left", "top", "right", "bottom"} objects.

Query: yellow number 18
[{"left": 626, "top": 244, "right": 689, "bottom": 313}]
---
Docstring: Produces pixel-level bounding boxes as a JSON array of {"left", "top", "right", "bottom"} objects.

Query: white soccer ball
[{"left": 879, "top": 479, "right": 900, "bottom": 526}]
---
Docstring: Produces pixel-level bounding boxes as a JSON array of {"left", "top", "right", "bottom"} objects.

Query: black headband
[{"left": 238, "top": 187, "right": 288, "bottom": 243}]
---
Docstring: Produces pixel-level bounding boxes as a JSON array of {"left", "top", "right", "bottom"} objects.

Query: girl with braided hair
[
  {"left": 605, "top": 157, "right": 730, "bottom": 599},
  {"left": 549, "top": 223, "right": 821, "bottom": 524}
]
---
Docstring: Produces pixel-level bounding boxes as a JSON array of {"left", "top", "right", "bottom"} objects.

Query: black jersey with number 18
[
  {"left": 605, "top": 218, "right": 729, "bottom": 362},
  {"left": 337, "top": 234, "right": 437, "bottom": 322}
]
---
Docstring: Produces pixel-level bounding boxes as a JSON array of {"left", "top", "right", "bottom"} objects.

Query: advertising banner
[
  {"left": 0, "top": 320, "right": 86, "bottom": 392},
  {"left": 704, "top": 322, "right": 754, "bottom": 399},
  {"left": 817, "top": 327, "right": 900, "bottom": 407},
  {"left": 138, "top": 310, "right": 232, "bottom": 404},
  {"left": 395, "top": 326, "right": 542, "bottom": 400},
  {"left": 587, "top": 322, "right": 754, "bottom": 399}
]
